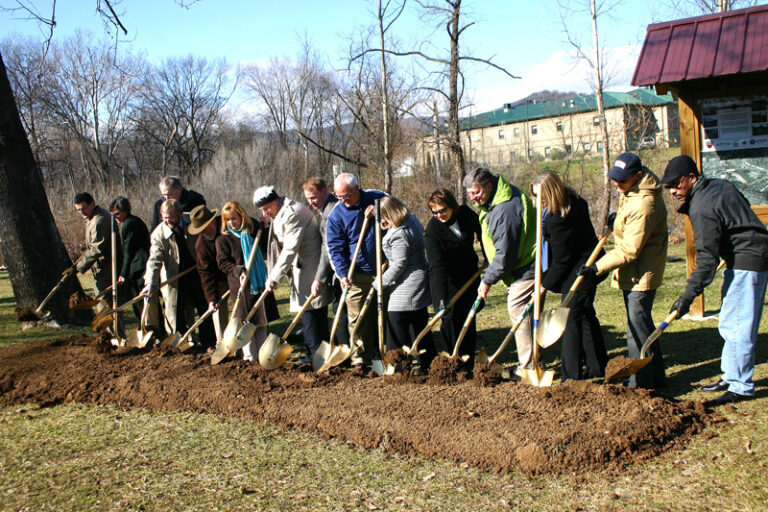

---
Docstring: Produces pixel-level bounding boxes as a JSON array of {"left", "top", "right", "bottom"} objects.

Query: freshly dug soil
[
  {"left": 68, "top": 290, "right": 90, "bottom": 309},
  {"left": 0, "top": 335, "right": 717, "bottom": 476},
  {"left": 605, "top": 355, "right": 638, "bottom": 382},
  {"left": 14, "top": 306, "right": 39, "bottom": 322},
  {"left": 428, "top": 355, "right": 465, "bottom": 385}
]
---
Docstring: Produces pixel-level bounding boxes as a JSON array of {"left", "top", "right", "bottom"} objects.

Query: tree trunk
[
  {"left": 378, "top": 0, "right": 393, "bottom": 194},
  {"left": 591, "top": 0, "right": 612, "bottom": 232},
  {"left": 448, "top": 0, "right": 466, "bottom": 202},
  {"left": 0, "top": 52, "right": 85, "bottom": 322}
]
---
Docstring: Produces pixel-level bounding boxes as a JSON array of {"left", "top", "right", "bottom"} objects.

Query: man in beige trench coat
[{"left": 254, "top": 186, "right": 332, "bottom": 364}]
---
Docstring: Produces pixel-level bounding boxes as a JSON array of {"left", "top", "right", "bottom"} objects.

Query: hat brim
[{"left": 187, "top": 208, "right": 218, "bottom": 235}]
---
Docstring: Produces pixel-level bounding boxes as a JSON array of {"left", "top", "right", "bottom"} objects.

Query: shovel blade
[
  {"left": 537, "top": 306, "right": 570, "bottom": 348},
  {"left": 222, "top": 318, "right": 242, "bottom": 352},
  {"left": 160, "top": 333, "right": 181, "bottom": 348},
  {"left": 606, "top": 355, "right": 653, "bottom": 382},
  {"left": 137, "top": 331, "right": 154, "bottom": 348},
  {"left": 210, "top": 342, "right": 230, "bottom": 365},
  {"left": 91, "top": 314, "right": 114, "bottom": 332},
  {"left": 312, "top": 341, "right": 334, "bottom": 371},
  {"left": 520, "top": 367, "right": 555, "bottom": 387},
  {"left": 71, "top": 299, "right": 100, "bottom": 310},
  {"left": 124, "top": 329, "right": 143, "bottom": 348},
  {"left": 235, "top": 322, "right": 257, "bottom": 349},
  {"left": 258, "top": 333, "right": 294, "bottom": 370}
]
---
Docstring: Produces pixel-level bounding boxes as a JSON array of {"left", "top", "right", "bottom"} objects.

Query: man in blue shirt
[{"left": 326, "top": 173, "right": 386, "bottom": 369}]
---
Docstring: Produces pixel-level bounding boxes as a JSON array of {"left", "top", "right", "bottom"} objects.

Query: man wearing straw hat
[
  {"left": 189, "top": 205, "right": 229, "bottom": 353},
  {"left": 255, "top": 186, "right": 332, "bottom": 364},
  {"left": 142, "top": 199, "right": 215, "bottom": 351}
]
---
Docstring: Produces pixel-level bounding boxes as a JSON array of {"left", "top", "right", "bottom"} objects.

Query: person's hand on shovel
[
  {"left": 577, "top": 264, "right": 598, "bottom": 279},
  {"left": 62, "top": 266, "right": 78, "bottom": 278},
  {"left": 669, "top": 296, "right": 692, "bottom": 318},
  {"left": 477, "top": 280, "right": 491, "bottom": 300},
  {"left": 140, "top": 282, "right": 153, "bottom": 297},
  {"left": 265, "top": 279, "right": 279, "bottom": 292},
  {"left": 311, "top": 279, "right": 324, "bottom": 297}
]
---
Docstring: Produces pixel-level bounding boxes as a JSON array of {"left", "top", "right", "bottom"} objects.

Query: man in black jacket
[
  {"left": 663, "top": 155, "right": 768, "bottom": 406},
  {"left": 150, "top": 176, "right": 206, "bottom": 230}
]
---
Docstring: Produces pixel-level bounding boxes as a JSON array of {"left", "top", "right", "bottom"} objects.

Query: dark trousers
[
  {"left": 302, "top": 306, "right": 329, "bottom": 357},
  {"left": 387, "top": 308, "right": 437, "bottom": 370},
  {"left": 440, "top": 289, "right": 478, "bottom": 370},
  {"left": 119, "top": 276, "right": 144, "bottom": 324},
  {"left": 331, "top": 281, "right": 350, "bottom": 348},
  {"left": 623, "top": 290, "right": 666, "bottom": 389},
  {"left": 560, "top": 288, "right": 608, "bottom": 380},
  {"left": 177, "top": 274, "right": 216, "bottom": 349}
]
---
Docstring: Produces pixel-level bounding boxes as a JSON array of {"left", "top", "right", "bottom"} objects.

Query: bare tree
[{"left": 655, "top": 0, "right": 760, "bottom": 17}]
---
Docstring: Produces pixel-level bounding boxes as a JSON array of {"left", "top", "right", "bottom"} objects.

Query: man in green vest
[{"left": 463, "top": 167, "right": 537, "bottom": 375}]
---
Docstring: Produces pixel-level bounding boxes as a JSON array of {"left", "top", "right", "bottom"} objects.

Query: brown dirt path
[{"left": 0, "top": 335, "right": 716, "bottom": 476}]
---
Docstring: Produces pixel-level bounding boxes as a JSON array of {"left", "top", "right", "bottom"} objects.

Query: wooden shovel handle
[
  {"left": 447, "top": 263, "right": 487, "bottom": 308},
  {"left": 375, "top": 200, "right": 385, "bottom": 360},
  {"left": 486, "top": 292, "right": 535, "bottom": 367},
  {"left": 328, "top": 216, "right": 371, "bottom": 349},
  {"left": 243, "top": 288, "right": 271, "bottom": 324},
  {"left": 639, "top": 311, "right": 677, "bottom": 358},
  {"left": 561, "top": 229, "right": 612, "bottom": 308},
  {"left": 451, "top": 298, "right": 482, "bottom": 358},
  {"left": 281, "top": 294, "right": 316, "bottom": 339},
  {"left": 179, "top": 290, "right": 231, "bottom": 344},
  {"left": 229, "top": 227, "right": 264, "bottom": 322}
]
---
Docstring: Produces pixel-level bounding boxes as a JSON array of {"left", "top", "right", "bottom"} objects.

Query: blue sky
[{"left": 2, "top": 1, "right": 762, "bottom": 114}]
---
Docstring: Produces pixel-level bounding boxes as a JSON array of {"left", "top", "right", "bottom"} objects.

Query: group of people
[{"left": 71, "top": 152, "right": 768, "bottom": 405}]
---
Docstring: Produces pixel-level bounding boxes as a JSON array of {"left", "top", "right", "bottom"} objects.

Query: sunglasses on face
[{"left": 431, "top": 206, "right": 448, "bottom": 216}]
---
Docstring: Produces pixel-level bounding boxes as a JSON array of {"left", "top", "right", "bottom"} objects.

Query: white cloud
[{"left": 465, "top": 44, "right": 641, "bottom": 114}]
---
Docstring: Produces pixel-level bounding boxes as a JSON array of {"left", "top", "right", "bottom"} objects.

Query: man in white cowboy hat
[
  {"left": 254, "top": 186, "right": 333, "bottom": 364},
  {"left": 189, "top": 204, "right": 229, "bottom": 352}
]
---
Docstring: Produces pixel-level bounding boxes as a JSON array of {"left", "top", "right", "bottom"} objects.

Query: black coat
[
  {"left": 151, "top": 188, "right": 206, "bottom": 230},
  {"left": 541, "top": 188, "right": 603, "bottom": 294},
  {"left": 119, "top": 214, "right": 150, "bottom": 283},
  {"left": 424, "top": 205, "right": 483, "bottom": 308}
]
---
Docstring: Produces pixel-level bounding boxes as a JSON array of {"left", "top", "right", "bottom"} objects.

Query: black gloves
[
  {"left": 577, "top": 265, "right": 598, "bottom": 278},
  {"left": 670, "top": 297, "right": 691, "bottom": 318},
  {"left": 607, "top": 212, "right": 617, "bottom": 231}
]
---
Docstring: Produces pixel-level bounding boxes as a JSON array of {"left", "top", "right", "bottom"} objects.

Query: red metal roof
[{"left": 632, "top": 5, "right": 768, "bottom": 86}]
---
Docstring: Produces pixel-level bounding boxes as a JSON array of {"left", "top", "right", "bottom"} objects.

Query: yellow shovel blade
[
  {"left": 312, "top": 341, "right": 333, "bottom": 371},
  {"left": 91, "top": 314, "right": 114, "bottom": 332},
  {"left": 520, "top": 367, "right": 555, "bottom": 387},
  {"left": 258, "top": 333, "right": 294, "bottom": 370},
  {"left": 537, "top": 306, "right": 570, "bottom": 348},
  {"left": 222, "top": 318, "right": 242, "bottom": 352},
  {"left": 160, "top": 333, "right": 181, "bottom": 348},
  {"left": 210, "top": 342, "right": 230, "bottom": 365},
  {"left": 71, "top": 298, "right": 100, "bottom": 310}
]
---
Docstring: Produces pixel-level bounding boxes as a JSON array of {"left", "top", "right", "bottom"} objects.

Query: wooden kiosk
[{"left": 632, "top": 5, "right": 768, "bottom": 317}]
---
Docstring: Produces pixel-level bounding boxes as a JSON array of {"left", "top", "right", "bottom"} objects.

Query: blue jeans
[{"left": 719, "top": 269, "right": 768, "bottom": 396}]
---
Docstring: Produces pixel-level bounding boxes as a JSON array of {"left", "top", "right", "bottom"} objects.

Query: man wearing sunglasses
[{"left": 662, "top": 155, "right": 768, "bottom": 406}]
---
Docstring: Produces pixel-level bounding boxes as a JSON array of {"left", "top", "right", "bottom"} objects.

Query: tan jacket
[
  {"left": 267, "top": 197, "right": 332, "bottom": 311},
  {"left": 595, "top": 170, "right": 668, "bottom": 291},
  {"left": 76, "top": 205, "right": 112, "bottom": 280},
  {"left": 144, "top": 221, "right": 198, "bottom": 330}
]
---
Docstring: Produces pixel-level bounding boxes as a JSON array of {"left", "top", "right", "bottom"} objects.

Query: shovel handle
[
  {"left": 348, "top": 216, "right": 371, "bottom": 281},
  {"left": 243, "top": 288, "right": 271, "bottom": 324},
  {"left": 446, "top": 263, "right": 487, "bottom": 309},
  {"left": 639, "top": 311, "right": 677, "bottom": 358},
  {"left": 179, "top": 290, "right": 231, "bottom": 344},
  {"left": 282, "top": 294, "right": 316, "bottom": 339},
  {"left": 451, "top": 298, "right": 482, "bottom": 358},
  {"left": 327, "top": 285, "right": 350, "bottom": 350},
  {"left": 562, "top": 230, "right": 611, "bottom": 308},
  {"left": 487, "top": 295, "right": 534, "bottom": 367},
  {"left": 229, "top": 227, "right": 264, "bottom": 322}
]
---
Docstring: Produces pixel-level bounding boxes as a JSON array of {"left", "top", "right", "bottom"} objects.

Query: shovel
[
  {"left": 92, "top": 266, "right": 197, "bottom": 331},
  {"left": 519, "top": 184, "right": 554, "bottom": 387},
  {"left": 161, "top": 291, "right": 231, "bottom": 351},
  {"left": 317, "top": 268, "right": 380, "bottom": 372},
  {"left": 405, "top": 264, "right": 487, "bottom": 358},
  {"left": 29, "top": 253, "right": 85, "bottom": 320},
  {"left": 259, "top": 293, "right": 316, "bottom": 370},
  {"left": 210, "top": 289, "right": 271, "bottom": 364},
  {"left": 125, "top": 297, "right": 155, "bottom": 348},
  {"left": 605, "top": 311, "right": 677, "bottom": 382},
  {"left": 312, "top": 215, "right": 371, "bottom": 372},
  {"left": 445, "top": 297, "right": 485, "bottom": 362},
  {"left": 477, "top": 297, "right": 534, "bottom": 373},
  {"left": 538, "top": 228, "right": 612, "bottom": 348},
  {"left": 218, "top": 228, "right": 265, "bottom": 351},
  {"left": 109, "top": 214, "right": 122, "bottom": 345},
  {"left": 70, "top": 284, "right": 114, "bottom": 310},
  {"left": 371, "top": 200, "right": 388, "bottom": 375}
]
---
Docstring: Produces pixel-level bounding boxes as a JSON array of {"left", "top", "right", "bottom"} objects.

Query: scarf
[{"left": 228, "top": 226, "right": 267, "bottom": 294}]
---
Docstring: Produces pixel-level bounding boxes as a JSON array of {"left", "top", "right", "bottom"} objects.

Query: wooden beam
[
  {"left": 753, "top": 205, "right": 768, "bottom": 225},
  {"left": 677, "top": 93, "right": 705, "bottom": 318}
]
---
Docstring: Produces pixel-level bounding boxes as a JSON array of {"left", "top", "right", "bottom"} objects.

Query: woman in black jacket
[
  {"left": 531, "top": 171, "right": 608, "bottom": 381},
  {"left": 424, "top": 188, "right": 484, "bottom": 370}
]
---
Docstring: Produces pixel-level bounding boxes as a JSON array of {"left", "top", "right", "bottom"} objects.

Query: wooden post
[{"left": 677, "top": 92, "right": 705, "bottom": 318}]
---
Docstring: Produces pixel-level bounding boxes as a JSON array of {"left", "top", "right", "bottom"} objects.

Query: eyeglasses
[{"left": 431, "top": 206, "right": 448, "bottom": 216}]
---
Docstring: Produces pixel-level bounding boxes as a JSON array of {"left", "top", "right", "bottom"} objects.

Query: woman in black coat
[
  {"left": 424, "top": 188, "right": 484, "bottom": 370},
  {"left": 531, "top": 171, "right": 608, "bottom": 381}
]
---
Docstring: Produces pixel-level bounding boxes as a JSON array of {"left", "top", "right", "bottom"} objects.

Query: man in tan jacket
[
  {"left": 579, "top": 152, "right": 668, "bottom": 389},
  {"left": 254, "top": 186, "right": 332, "bottom": 364},
  {"left": 74, "top": 192, "right": 124, "bottom": 336},
  {"left": 142, "top": 199, "right": 215, "bottom": 350}
]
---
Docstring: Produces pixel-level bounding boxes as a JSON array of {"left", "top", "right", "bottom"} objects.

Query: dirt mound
[
  {"left": 14, "top": 306, "right": 39, "bottom": 322},
  {"left": 428, "top": 355, "right": 466, "bottom": 385},
  {"left": 0, "top": 335, "right": 719, "bottom": 476}
]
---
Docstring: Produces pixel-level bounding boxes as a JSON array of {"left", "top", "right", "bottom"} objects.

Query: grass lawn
[{"left": 1, "top": 241, "right": 767, "bottom": 511}]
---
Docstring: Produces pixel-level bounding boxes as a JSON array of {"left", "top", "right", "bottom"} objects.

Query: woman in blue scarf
[{"left": 216, "top": 200, "right": 269, "bottom": 361}]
